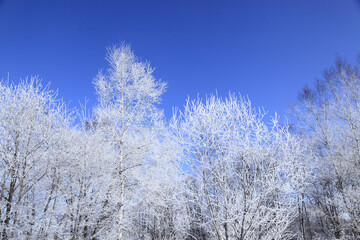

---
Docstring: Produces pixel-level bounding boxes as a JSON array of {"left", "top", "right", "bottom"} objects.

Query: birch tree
[
  {"left": 92, "top": 44, "right": 167, "bottom": 240},
  {"left": 0, "top": 78, "right": 71, "bottom": 239},
  {"left": 124, "top": 123, "right": 190, "bottom": 240},
  {"left": 172, "top": 94, "right": 308, "bottom": 240},
  {"left": 291, "top": 58, "right": 360, "bottom": 239},
  {"left": 54, "top": 121, "right": 114, "bottom": 240}
]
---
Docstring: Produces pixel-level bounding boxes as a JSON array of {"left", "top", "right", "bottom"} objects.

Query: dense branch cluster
[{"left": 0, "top": 45, "right": 359, "bottom": 239}]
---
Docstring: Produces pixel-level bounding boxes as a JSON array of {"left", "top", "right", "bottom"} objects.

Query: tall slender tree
[{"left": 93, "top": 44, "right": 167, "bottom": 239}]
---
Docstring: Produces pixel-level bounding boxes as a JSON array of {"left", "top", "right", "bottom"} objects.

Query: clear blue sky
[{"left": 1, "top": 0, "right": 360, "bottom": 120}]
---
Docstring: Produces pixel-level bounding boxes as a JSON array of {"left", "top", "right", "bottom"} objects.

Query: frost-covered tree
[
  {"left": 92, "top": 44, "right": 168, "bottom": 239},
  {"left": 172, "top": 94, "right": 308, "bottom": 240},
  {"left": 125, "top": 124, "right": 189, "bottom": 240},
  {"left": 0, "top": 78, "right": 72, "bottom": 239},
  {"left": 53, "top": 122, "right": 115, "bottom": 240},
  {"left": 291, "top": 58, "right": 360, "bottom": 239}
]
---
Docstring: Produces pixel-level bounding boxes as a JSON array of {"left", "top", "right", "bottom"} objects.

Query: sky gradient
[{"left": 1, "top": 0, "right": 360, "bottom": 121}]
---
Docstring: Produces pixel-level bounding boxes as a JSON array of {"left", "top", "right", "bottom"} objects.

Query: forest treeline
[{"left": 0, "top": 44, "right": 359, "bottom": 240}]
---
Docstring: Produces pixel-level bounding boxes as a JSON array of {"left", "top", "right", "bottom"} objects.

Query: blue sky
[{"left": 1, "top": 0, "right": 360, "bottom": 120}]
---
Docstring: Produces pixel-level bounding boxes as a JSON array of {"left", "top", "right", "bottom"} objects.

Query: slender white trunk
[{"left": 118, "top": 144, "right": 125, "bottom": 240}]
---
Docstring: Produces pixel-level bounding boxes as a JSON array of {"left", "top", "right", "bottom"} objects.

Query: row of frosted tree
[{"left": 0, "top": 45, "right": 359, "bottom": 239}]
